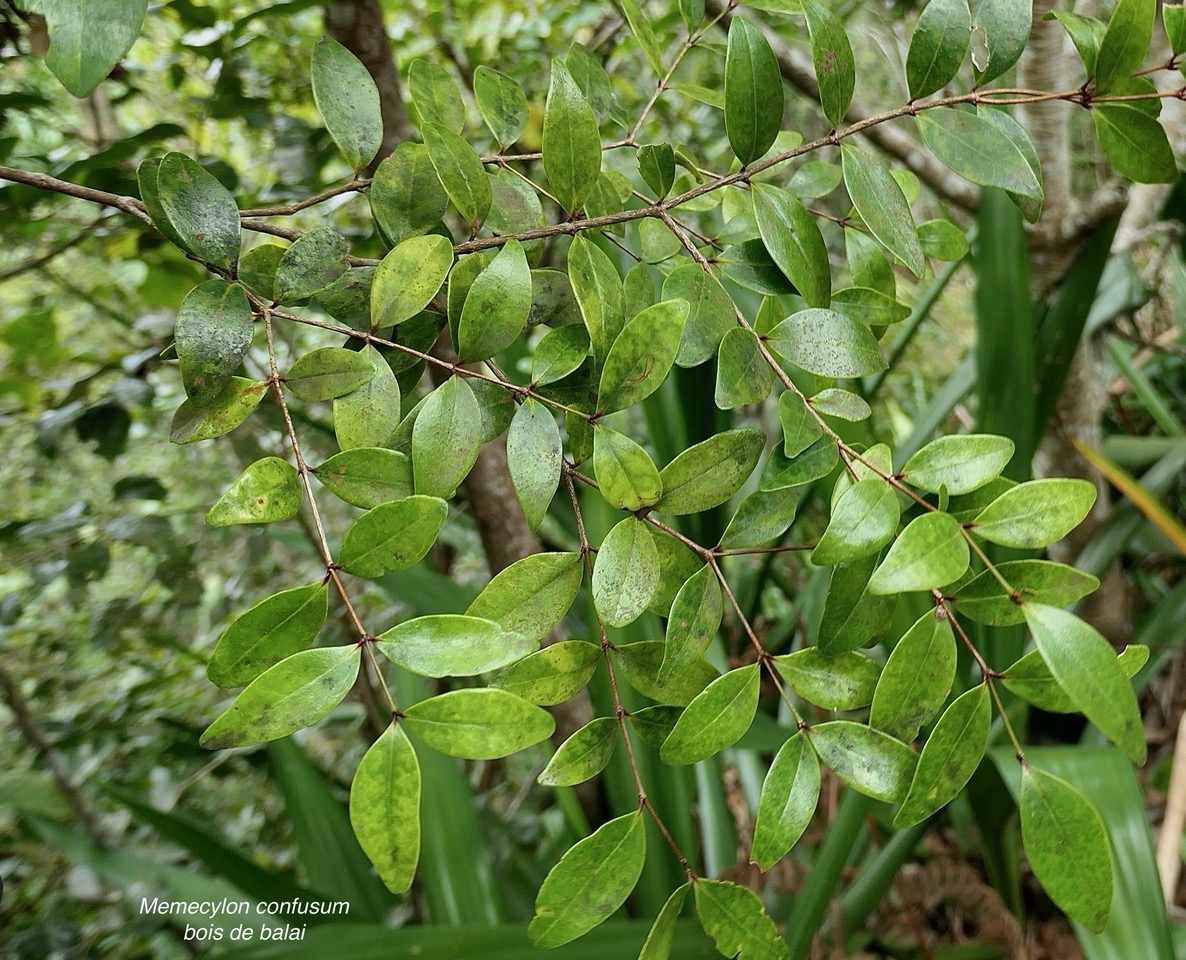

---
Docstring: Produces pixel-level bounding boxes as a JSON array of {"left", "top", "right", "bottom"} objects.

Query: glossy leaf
[
  {"left": 970, "top": 478, "right": 1096, "bottom": 548},
  {"left": 1095, "top": 0, "right": 1154, "bottom": 91},
  {"left": 371, "top": 234, "right": 454, "bottom": 329},
  {"left": 491, "top": 641, "right": 601, "bottom": 706},
  {"left": 468, "top": 552, "right": 584, "bottom": 642},
  {"left": 568, "top": 236, "right": 625, "bottom": 362},
  {"left": 778, "top": 391, "right": 824, "bottom": 458},
  {"left": 752, "top": 733, "right": 821, "bottom": 870},
  {"left": 593, "top": 425, "right": 663, "bottom": 512},
  {"left": 537, "top": 717, "right": 617, "bottom": 787},
  {"left": 507, "top": 399, "right": 562, "bottom": 530},
  {"left": 620, "top": 0, "right": 665, "bottom": 75},
  {"left": 810, "top": 388, "right": 870, "bottom": 422},
  {"left": 412, "top": 377, "right": 482, "bottom": 498},
  {"left": 694, "top": 879, "right": 789, "bottom": 960},
  {"left": 869, "top": 611, "right": 956, "bottom": 742},
  {"left": 156, "top": 153, "right": 240, "bottom": 271},
  {"left": 808, "top": 721, "right": 917, "bottom": 803},
  {"left": 313, "top": 448, "right": 412, "bottom": 509},
  {"left": 715, "top": 328, "right": 774, "bottom": 409},
  {"left": 200, "top": 646, "right": 360, "bottom": 749},
  {"left": 274, "top": 227, "right": 348, "bottom": 304},
  {"left": 531, "top": 324, "right": 589, "bottom": 386},
  {"left": 475, "top": 66, "right": 529, "bottom": 147},
  {"left": 592, "top": 517, "right": 659, "bottom": 627},
  {"left": 350, "top": 724, "right": 421, "bottom": 894},
  {"left": 802, "top": 0, "right": 855, "bottom": 128},
  {"left": 206, "top": 457, "right": 302, "bottom": 526},
  {"left": 660, "top": 665, "right": 760, "bottom": 765},
  {"left": 661, "top": 565, "right": 723, "bottom": 683},
  {"left": 208, "top": 582, "right": 329, "bottom": 688},
  {"left": 338, "top": 495, "right": 448, "bottom": 577},
  {"left": 175, "top": 280, "right": 253, "bottom": 408},
  {"left": 812, "top": 478, "right": 899, "bottom": 565},
  {"left": 953, "top": 560, "right": 1098, "bottom": 626},
  {"left": 1093, "top": 104, "right": 1178, "bottom": 184},
  {"left": 760, "top": 436, "right": 839, "bottom": 490},
  {"left": 767, "top": 309, "right": 885, "bottom": 378},
  {"left": 423, "top": 121, "right": 492, "bottom": 226},
  {"left": 773, "top": 649, "right": 881, "bottom": 710},
  {"left": 818, "top": 554, "right": 897, "bottom": 654},
  {"left": 842, "top": 145, "right": 924, "bottom": 278},
  {"left": 311, "top": 36, "right": 382, "bottom": 171},
  {"left": 868, "top": 512, "right": 969, "bottom": 594},
  {"left": 902, "top": 434, "right": 1014, "bottom": 495},
  {"left": 719, "top": 487, "right": 802, "bottom": 550},
  {"left": 752, "top": 184, "right": 830, "bottom": 307},
  {"left": 598, "top": 299, "right": 688, "bottom": 414},
  {"left": 403, "top": 688, "right": 555, "bottom": 760},
  {"left": 542, "top": 61, "right": 602, "bottom": 214},
  {"left": 376, "top": 615, "right": 533, "bottom": 678},
  {"left": 639, "top": 143, "right": 676, "bottom": 199},
  {"left": 906, "top": 0, "right": 971, "bottom": 100},
  {"left": 617, "top": 642, "right": 718, "bottom": 706},
  {"left": 724, "top": 17, "right": 784, "bottom": 166},
  {"left": 657, "top": 428, "right": 765, "bottom": 516}
]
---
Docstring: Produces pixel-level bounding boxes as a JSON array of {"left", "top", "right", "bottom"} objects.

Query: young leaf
[
  {"left": 350, "top": 723, "right": 421, "bottom": 894},
  {"left": 311, "top": 36, "right": 382, "bottom": 171},
  {"left": 971, "top": 0, "right": 1031, "bottom": 84},
  {"left": 156, "top": 153, "right": 241, "bottom": 271},
  {"left": 34, "top": 0, "right": 147, "bottom": 97},
  {"left": 537, "top": 717, "right": 617, "bottom": 786},
  {"left": 592, "top": 517, "right": 659, "bottom": 627},
  {"left": 952, "top": 560, "right": 1098, "bottom": 626},
  {"left": 286, "top": 346, "right": 375, "bottom": 401},
  {"left": 409, "top": 59, "right": 464, "bottom": 133},
  {"left": 206, "top": 457, "right": 302, "bottom": 526},
  {"left": 458, "top": 238, "right": 531, "bottom": 361},
  {"left": 841, "top": 145, "right": 924, "bottom": 278},
  {"left": 802, "top": 0, "right": 855, "bottom": 129},
  {"left": 752, "top": 184, "right": 831, "bottom": 307},
  {"left": 170, "top": 378, "right": 268, "bottom": 444},
  {"left": 200, "top": 646, "right": 361, "bottom": 749},
  {"left": 175, "top": 280, "right": 253, "bottom": 408},
  {"left": 529, "top": 811, "right": 646, "bottom": 948},
  {"left": 716, "top": 328, "right": 775, "bottom": 409},
  {"left": 657, "top": 428, "right": 765, "bottom": 516},
  {"left": 773, "top": 649, "right": 881, "bottom": 710},
  {"left": 491, "top": 640, "right": 601, "bottom": 705},
  {"left": 208, "top": 582, "right": 329, "bottom": 688},
  {"left": 313, "top": 448, "right": 413, "bottom": 509},
  {"left": 639, "top": 143, "right": 676, "bottom": 199},
  {"left": 423, "top": 121, "right": 492, "bottom": 227},
  {"left": 868, "top": 512, "right": 969, "bottom": 595},
  {"left": 369, "top": 143, "right": 449, "bottom": 247},
  {"left": 338, "top": 495, "right": 448, "bottom": 577},
  {"left": 506, "top": 399, "right": 562, "bottom": 530},
  {"left": 639, "top": 884, "right": 691, "bottom": 960},
  {"left": 694, "top": 879, "right": 789, "bottom": 960},
  {"left": 412, "top": 377, "right": 482, "bottom": 498},
  {"left": 894, "top": 684, "right": 990, "bottom": 828},
  {"left": 752, "top": 732, "right": 821, "bottom": 870},
  {"left": 474, "top": 66, "right": 529, "bottom": 147},
  {"left": 724, "top": 17, "right": 784, "bottom": 166},
  {"left": 542, "top": 61, "right": 602, "bottom": 214},
  {"left": 598, "top": 299, "right": 688, "bottom": 414},
  {"left": 334, "top": 346, "right": 401, "bottom": 451},
  {"left": 661, "top": 565, "right": 723, "bottom": 683},
  {"left": 660, "top": 664, "right": 760, "bottom": 765},
  {"left": 812, "top": 478, "right": 899, "bottom": 566},
  {"left": 568, "top": 235, "right": 625, "bottom": 362},
  {"left": 808, "top": 721, "right": 917, "bottom": 803},
  {"left": 969, "top": 478, "right": 1096, "bottom": 548},
  {"left": 371, "top": 235, "right": 454, "bottom": 329},
  {"left": 663, "top": 264, "right": 735, "bottom": 367},
  {"left": 273, "top": 227, "right": 348, "bottom": 303},
  {"left": 1023, "top": 603, "right": 1146, "bottom": 764},
  {"left": 617, "top": 642, "right": 718, "bottom": 706},
  {"left": 917, "top": 109, "right": 1043, "bottom": 202},
  {"left": 906, "top": 0, "right": 971, "bottom": 100},
  {"left": 1021, "top": 766, "right": 1114, "bottom": 934},
  {"left": 403, "top": 688, "right": 555, "bottom": 759},
  {"left": 901, "top": 434, "right": 1014, "bottom": 495},
  {"left": 468, "top": 552, "right": 584, "bottom": 642},
  {"left": 375, "top": 615, "right": 534, "bottom": 678},
  {"left": 767, "top": 309, "right": 885, "bottom": 378},
  {"left": 1094, "top": 0, "right": 1155, "bottom": 92},
  {"left": 593, "top": 424, "right": 663, "bottom": 512},
  {"left": 868, "top": 611, "right": 956, "bottom": 742}
]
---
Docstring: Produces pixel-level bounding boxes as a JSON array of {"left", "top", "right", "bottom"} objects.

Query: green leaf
[
  {"left": 868, "top": 512, "right": 969, "bottom": 595},
  {"left": 660, "top": 665, "right": 760, "bottom": 765},
  {"left": 174, "top": 280, "right": 253, "bottom": 408},
  {"left": 1021, "top": 766, "right": 1114, "bottom": 934},
  {"left": 170, "top": 377, "right": 268, "bottom": 444},
  {"left": 841, "top": 145, "right": 924, "bottom": 278},
  {"left": 752, "top": 733, "right": 821, "bottom": 870},
  {"left": 716, "top": 328, "right": 774, "bottom": 409},
  {"left": 409, "top": 59, "right": 464, "bottom": 133},
  {"left": 773, "top": 649, "right": 881, "bottom": 710},
  {"left": 662, "top": 264, "right": 735, "bottom": 367},
  {"left": 334, "top": 346, "right": 401, "bottom": 451},
  {"left": 311, "top": 36, "right": 382, "bottom": 171},
  {"left": 845, "top": 230, "right": 896, "bottom": 296},
  {"left": 376, "top": 615, "right": 533, "bottom": 678},
  {"left": 491, "top": 640, "right": 600, "bottom": 705},
  {"left": 538, "top": 717, "right": 617, "bottom": 786},
  {"left": 808, "top": 721, "right": 917, "bottom": 803},
  {"left": 969, "top": 478, "right": 1096, "bottom": 548},
  {"left": 564, "top": 42, "right": 614, "bottom": 123},
  {"left": 32, "top": 0, "right": 147, "bottom": 97},
  {"left": 313, "top": 448, "right": 412, "bottom": 509},
  {"left": 542, "top": 61, "right": 602, "bottom": 214},
  {"left": 917, "top": 219, "right": 970, "bottom": 261},
  {"left": 200, "top": 646, "right": 360, "bottom": 749},
  {"left": 724, "top": 17, "right": 784, "bottom": 166},
  {"left": 1166, "top": 3, "right": 1186, "bottom": 56},
  {"left": 1002, "top": 644, "right": 1146, "bottom": 714},
  {"left": 338, "top": 495, "right": 448, "bottom": 577},
  {"left": 592, "top": 517, "right": 659, "bottom": 627},
  {"left": 639, "top": 883, "right": 691, "bottom": 960},
  {"left": 506, "top": 400, "right": 562, "bottom": 530},
  {"left": 369, "top": 143, "right": 449, "bottom": 247},
  {"left": 778, "top": 391, "right": 824, "bottom": 458},
  {"left": 752, "top": 184, "right": 830, "bottom": 307},
  {"left": 801, "top": 0, "right": 855, "bottom": 128},
  {"left": 639, "top": 143, "right": 676, "bottom": 199},
  {"left": 902, "top": 434, "right": 1014, "bottom": 495},
  {"left": 206, "top": 457, "right": 302, "bottom": 526},
  {"left": 458, "top": 239, "right": 531, "bottom": 361},
  {"left": 468, "top": 552, "right": 585, "bottom": 643},
  {"left": 1023, "top": 603, "right": 1146, "bottom": 764},
  {"left": 529, "top": 811, "right": 646, "bottom": 948},
  {"left": 812, "top": 478, "right": 899, "bottom": 565},
  {"left": 286, "top": 346, "right": 375, "bottom": 401},
  {"left": 917, "top": 109, "right": 1043, "bottom": 202},
  {"left": 894, "top": 684, "right": 990, "bottom": 828},
  {"left": 531, "top": 324, "right": 590, "bottom": 386},
  {"left": 720, "top": 487, "right": 802, "bottom": 550},
  {"left": 760, "top": 436, "right": 839, "bottom": 490},
  {"left": 661, "top": 564, "right": 723, "bottom": 683},
  {"left": 412, "top": 377, "right": 482, "bottom": 498},
  {"left": 818, "top": 554, "right": 897, "bottom": 654},
  {"left": 620, "top": 0, "right": 666, "bottom": 76},
  {"left": 208, "top": 582, "right": 329, "bottom": 688},
  {"left": 156, "top": 153, "right": 241, "bottom": 271},
  {"left": 869, "top": 611, "right": 956, "bottom": 741},
  {"left": 568, "top": 236, "right": 625, "bottom": 363},
  {"left": 593, "top": 425, "right": 663, "bottom": 512},
  {"left": 1093, "top": 105, "right": 1178, "bottom": 184},
  {"left": 811, "top": 388, "right": 870, "bottom": 422},
  {"left": 598, "top": 299, "right": 688, "bottom": 414},
  {"left": 629, "top": 704, "right": 683, "bottom": 747},
  {"left": 789, "top": 160, "right": 843, "bottom": 199},
  {"left": 768, "top": 308, "right": 886, "bottom": 378},
  {"left": 371, "top": 234, "right": 454, "bottom": 329},
  {"left": 350, "top": 724, "right": 420, "bottom": 894},
  {"left": 657, "top": 429, "right": 765, "bottom": 516},
  {"left": 423, "top": 121, "right": 492, "bottom": 227},
  {"left": 1095, "top": 0, "right": 1154, "bottom": 91},
  {"left": 403, "top": 688, "right": 555, "bottom": 759},
  {"left": 475, "top": 66, "right": 529, "bottom": 147},
  {"left": 273, "top": 227, "right": 349, "bottom": 304},
  {"left": 617, "top": 641, "right": 718, "bottom": 706},
  {"left": 829, "top": 288, "right": 908, "bottom": 330},
  {"left": 953, "top": 560, "right": 1099, "bottom": 626},
  {"left": 694, "top": 879, "right": 789, "bottom": 960},
  {"left": 906, "top": 0, "right": 971, "bottom": 100},
  {"left": 971, "top": 0, "right": 1031, "bottom": 84},
  {"left": 1046, "top": 10, "right": 1106, "bottom": 76}
]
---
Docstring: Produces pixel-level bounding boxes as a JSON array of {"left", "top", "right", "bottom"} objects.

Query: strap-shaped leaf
[
  {"left": 206, "top": 457, "right": 302, "bottom": 526},
  {"left": 423, "top": 121, "right": 492, "bottom": 226},
  {"left": 412, "top": 376, "right": 482, "bottom": 498},
  {"left": 592, "top": 517, "right": 659, "bottom": 627},
  {"left": 694, "top": 879, "right": 789, "bottom": 960},
  {"left": 869, "top": 611, "right": 956, "bottom": 741},
  {"left": 311, "top": 36, "right": 382, "bottom": 172},
  {"left": 529, "top": 811, "right": 646, "bottom": 948},
  {"left": 491, "top": 640, "right": 601, "bottom": 705},
  {"left": 593, "top": 424, "right": 663, "bottom": 512},
  {"left": 474, "top": 66, "right": 529, "bottom": 147},
  {"left": 338, "top": 495, "right": 448, "bottom": 577},
  {"left": 403, "top": 688, "right": 554, "bottom": 759},
  {"left": 809, "top": 720, "right": 917, "bottom": 803},
  {"left": 661, "top": 564, "right": 723, "bottom": 683},
  {"left": 350, "top": 723, "right": 421, "bottom": 894},
  {"left": 537, "top": 716, "right": 617, "bottom": 786},
  {"left": 841, "top": 145, "right": 924, "bottom": 278},
  {"left": 969, "top": 477, "right": 1096, "bottom": 548},
  {"left": 468, "top": 552, "right": 584, "bottom": 642},
  {"left": 773, "top": 649, "right": 881, "bottom": 710},
  {"left": 598, "top": 299, "right": 688, "bottom": 414},
  {"left": 906, "top": 0, "right": 971, "bottom": 99},
  {"left": 200, "top": 646, "right": 360, "bottom": 749},
  {"left": 868, "top": 511, "right": 969, "bottom": 594},
  {"left": 175, "top": 280, "right": 253, "bottom": 409},
  {"left": 657, "top": 428, "right": 765, "bottom": 516},
  {"left": 208, "top": 582, "right": 329, "bottom": 688},
  {"left": 752, "top": 184, "right": 830, "bottom": 307},
  {"left": 724, "top": 17, "right": 783, "bottom": 166},
  {"left": 660, "top": 665, "right": 759, "bottom": 765},
  {"left": 375, "top": 615, "right": 534, "bottom": 678},
  {"left": 542, "top": 61, "right": 602, "bottom": 214},
  {"left": 34, "top": 0, "right": 147, "bottom": 97},
  {"left": 752, "top": 732, "right": 821, "bottom": 870}
]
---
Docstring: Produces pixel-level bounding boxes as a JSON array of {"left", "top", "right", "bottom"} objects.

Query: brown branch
[{"left": 0, "top": 164, "right": 151, "bottom": 223}]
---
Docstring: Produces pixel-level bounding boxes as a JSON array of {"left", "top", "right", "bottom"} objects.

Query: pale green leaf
[
  {"left": 542, "top": 61, "right": 602, "bottom": 214},
  {"left": 869, "top": 611, "right": 956, "bottom": 741},
  {"left": 593, "top": 425, "right": 663, "bottom": 512},
  {"left": 752, "top": 183, "right": 830, "bottom": 307},
  {"left": 491, "top": 640, "right": 601, "bottom": 705},
  {"left": 970, "top": 478, "right": 1096, "bottom": 548},
  {"left": 660, "top": 665, "right": 760, "bottom": 765},
  {"left": 812, "top": 478, "right": 899, "bottom": 565},
  {"left": 350, "top": 724, "right": 421, "bottom": 894},
  {"left": 338, "top": 495, "right": 448, "bottom": 577},
  {"left": 334, "top": 346, "right": 401, "bottom": 451},
  {"left": 868, "top": 512, "right": 969, "bottom": 594},
  {"left": 412, "top": 377, "right": 482, "bottom": 498},
  {"left": 409, "top": 59, "right": 464, "bottom": 133},
  {"left": 841, "top": 145, "right": 924, "bottom": 277},
  {"left": 660, "top": 564, "right": 723, "bottom": 683},
  {"left": 767, "top": 309, "right": 885, "bottom": 377},
  {"left": 206, "top": 457, "right": 302, "bottom": 526},
  {"left": 376, "top": 615, "right": 534, "bottom": 678},
  {"left": 458, "top": 239, "right": 531, "bottom": 362},
  {"left": 537, "top": 717, "right": 617, "bottom": 786},
  {"left": 370, "top": 234, "right": 454, "bottom": 328},
  {"left": 657, "top": 428, "right": 765, "bottom": 516},
  {"left": 312, "top": 36, "right": 382, "bottom": 171},
  {"left": 369, "top": 143, "right": 448, "bottom": 247},
  {"left": 773, "top": 649, "right": 881, "bottom": 710},
  {"left": 953, "top": 560, "right": 1098, "bottom": 626},
  {"left": 598, "top": 299, "right": 688, "bottom": 414},
  {"left": 716, "top": 328, "right": 775, "bottom": 409},
  {"left": 208, "top": 582, "right": 328, "bottom": 688},
  {"left": 423, "top": 121, "right": 492, "bottom": 226},
  {"left": 313, "top": 447, "right": 412, "bottom": 509},
  {"left": 286, "top": 346, "right": 375, "bottom": 401},
  {"left": 752, "top": 733, "right": 821, "bottom": 870},
  {"left": 474, "top": 65, "right": 529, "bottom": 147},
  {"left": 468, "top": 552, "right": 585, "bottom": 643},
  {"left": 902, "top": 434, "right": 1014, "bottom": 495},
  {"left": 507, "top": 399, "right": 562, "bottom": 530},
  {"left": 32, "top": 0, "right": 147, "bottom": 97},
  {"left": 274, "top": 227, "right": 348, "bottom": 303},
  {"left": 592, "top": 517, "right": 659, "bottom": 627},
  {"left": 808, "top": 720, "right": 917, "bottom": 802},
  {"left": 694, "top": 879, "right": 789, "bottom": 960},
  {"left": 403, "top": 688, "right": 555, "bottom": 759}
]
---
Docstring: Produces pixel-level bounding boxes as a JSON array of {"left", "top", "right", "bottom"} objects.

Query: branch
[{"left": 0, "top": 164, "right": 151, "bottom": 223}]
